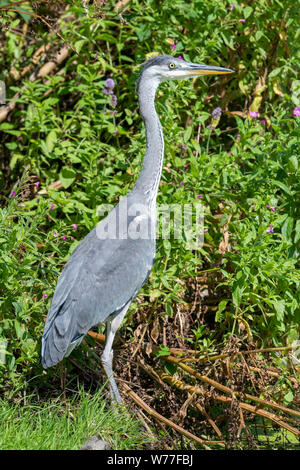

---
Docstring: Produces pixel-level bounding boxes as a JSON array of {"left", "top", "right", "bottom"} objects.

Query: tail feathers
[
  {"left": 41, "top": 326, "right": 84, "bottom": 369},
  {"left": 41, "top": 306, "right": 77, "bottom": 368},
  {"left": 41, "top": 330, "right": 66, "bottom": 368}
]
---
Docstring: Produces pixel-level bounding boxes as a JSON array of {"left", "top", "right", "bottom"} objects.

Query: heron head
[{"left": 137, "top": 55, "right": 234, "bottom": 88}]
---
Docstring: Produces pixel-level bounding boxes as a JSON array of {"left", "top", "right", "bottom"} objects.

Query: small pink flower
[
  {"left": 271, "top": 206, "right": 276, "bottom": 212},
  {"left": 43, "top": 294, "right": 48, "bottom": 298},
  {"left": 171, "top": 43, "right": 176, "bottom": 50},
  {"left": 260, "top": 120, "right": 266, "bottom": 125},
  {"left": 35, "top": 181, "right": 40, "bottom": 188},
  {"left": 26, "top": 164, "right": 30, "bottom": 170},
  {"left": 267, "top": 224, "right": 274, "bottom": 234},
  {"left": 73, "top": 224, "right": 78, "bottom": 230},
  {"left": 249, "top": 111, "right": 259, "bottom": 118},
  {"left": 293, "top": 107, "right": 300, "bottom": 116},
  {"left": 266, "top": 204, "right": 270, "bottom": 208},
  {"left": 203, "top": 229, "right": 208, "bottom": 233},
  {"left": 53, "top": 232, "right": 59, "bottom": 237},
  {"left": 10, "top": 189, "right": 16, "bottom": 197},
  {"left": 105, "top": 78, "right": 115, "bottom": 89},
  {"left": 50, "top": 203, "right": 55, "bottom": 211},
  {"left": 230, "top": 4, "right": 235, "bottom": 9},
  {"left": 178, "top": 56, "right": 183, "bottom": 60},
  {"left": 62, "top": 235, "right": 67, "bottom": 240},
  {"left": 196, "top": 194, "right": 203, "bottom": 199},
  {"left": 239, "top": 18, "right": 246, "bottom": 23},
  {"left": 179, "top": 181, "right": 183, "bottom": 185}
]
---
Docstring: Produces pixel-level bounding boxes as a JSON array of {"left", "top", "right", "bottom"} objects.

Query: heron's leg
[{"left": 101, "top": 303, "right": 130, "bottom": 403}]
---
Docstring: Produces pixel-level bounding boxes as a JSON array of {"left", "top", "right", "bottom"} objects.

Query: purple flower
[
  {"left": 178, "top": 56, "right": 183, "bottom": 60},
  {"left": 293, "top": 107, "right": 300, "bottom": 116},
  {"left": 212, "top": 107, "right": 222, "bottom": 119},
  {"left": 35, "top": 181, "right": 40, "bottom": 188},
  {"left": 249, "top": 111, "right": 259, "bottom": 118},
  {"left": 73, "top": 224, "right": 78, "bottom": 230},
  {"left": 110, "top": 94, "right": 117, "bottom": 108},
  {"left": 43, "top": 294, "right": 48, "bottom": 298},
  {"left": 203, "top": 229, "right": 208, "bottom": 233},
  {"left": 239, "top": 18, "right": 246, "bottom": 23},
  {"left": 179, "top": 181, "right": 183, "bottom": 185},
  {"left": 271, "top": 206, "right": 276, "bottom": 212},
  {"left": 196, "top": 194, "right": 203, "bottom": 199},
  {"left": 10, "top": 189, "right": 16, "bottom": 197},
  {"left": 105, "top": 78, "right": 115, "bottom": 89},
  {"left": 62, "top": 235, "right": 67, "bottom": 240},
  {"left": 50, "top": 203, "right": 55, "bottom": 211},
  {"left": 53, "top": 232, "right": 59, "bottom": 237},
  {"left": 103, "top": 88, "right": 113, "bottom": 95},
  {"left": 171, "top": 43, "right": 176, "bottom": 50},
  {"left": 230, "top": 4, "right": 235, "bottom": 9},
  {"left": 267, "top": 224, "right": 274, "bottom": 234},
  {"left": 260, "top": 119, "right": 266, "bottom": 125},
  {"left": 25, "top": 164, "right": 30, "bottom": 170}
]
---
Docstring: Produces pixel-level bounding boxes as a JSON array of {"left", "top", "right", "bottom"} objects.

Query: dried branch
[
  {"left": 122, "top": 382, "right": 225, "bottom": 448},
  {"left": 156, "top": 367, "right": 300, "bottom": 438},
  {"left": 0, "top": 44, "right": 71, "bottom": 123},
  {"left": 164, "top": 355, "right": 300, "bottom": 419}
]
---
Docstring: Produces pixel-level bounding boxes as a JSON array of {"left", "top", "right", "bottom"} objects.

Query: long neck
[{"left": 133, "top": 79, "right": 164, "bottom": 202}]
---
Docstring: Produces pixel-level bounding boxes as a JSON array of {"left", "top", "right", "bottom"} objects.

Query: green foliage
[{"left": 0, "top": 0, "right": 299, "bottom": 391}]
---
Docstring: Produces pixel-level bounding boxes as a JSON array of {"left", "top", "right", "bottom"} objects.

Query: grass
[{"left": 0, "top": 385, "right": 152, "bottom": 450}]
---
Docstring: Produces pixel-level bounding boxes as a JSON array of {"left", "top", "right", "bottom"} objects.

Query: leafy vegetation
[{"left": 0, "top": 0, "right": 299, "bottom": 449}]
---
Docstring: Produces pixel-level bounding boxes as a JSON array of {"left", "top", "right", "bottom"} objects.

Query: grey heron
[{"left": 41, "top": 55, "right": 233, "bottom": 402}]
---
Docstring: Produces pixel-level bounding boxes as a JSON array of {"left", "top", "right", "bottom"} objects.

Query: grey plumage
[{"left": 41, "top": 55, "right": 233, "bottom": 402}]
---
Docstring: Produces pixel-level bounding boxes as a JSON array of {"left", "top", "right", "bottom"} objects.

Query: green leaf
[
  {"left": 243, "top": 6, "right": 253, "bottom": 18},
  {"left": 288, "top": 155, "right": 298, "bottom": 172},
  {"left": 273, "top": 180, "right": 293, "bottom": 196},
  {"left": 74, "top": 40, "right": 86, "bottom": 54},
  {"left": 154, "top": 346, "right": 171, "bottom": 358},
  {"left": 283, "top": 390, "right": 294, "bottom": 404},
  {"left": 97, "top": 34, "right": 118, "bottom": 44},
  {"left": 255, "top": 30, "right": 264, "bottom": 41},
  {"left": 273, "top": 299, "right": 285, "bottom": 321},
  {"left": 294, "top": 220, "right": 300, "bottom": 244},
  {"left": 232, "top": 285, "right": 243, "bottom": 308},
  {"left": 46, "top": 130, "right": 57, "bottom": 152},
  {"left": 183, "top": 126, "right": 192, "bottom": 143},
  {"left": 59, "top": 167, "right": 76, "bottom": 189},
  {"left": 9, "top": 153, "right": 23, "bottom": 171},
  {"left": 164, "top": 361, "right": 177, "bottom": 376},
  {"left": 281, "top": 216, "right": 294, "bottom": 239},
  {"left": 216, "top": 299, "right": 228, "bottom": 322},
  {"left": 165, "top": 301, "right": 173, "bottom": 316}
]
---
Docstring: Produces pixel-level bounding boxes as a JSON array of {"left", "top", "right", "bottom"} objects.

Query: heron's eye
[{"left": 169, "top": 63, "right": 175, "bottom": 69}]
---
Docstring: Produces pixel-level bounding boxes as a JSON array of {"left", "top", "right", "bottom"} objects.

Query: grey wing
[{"left": 41, "top": 224, "right": 154, "bottom": 368}]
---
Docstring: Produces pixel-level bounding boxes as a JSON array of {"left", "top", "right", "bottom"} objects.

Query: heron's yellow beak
[{"left": 184, "top": 63, "right": 234, "bottom": 76}]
